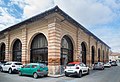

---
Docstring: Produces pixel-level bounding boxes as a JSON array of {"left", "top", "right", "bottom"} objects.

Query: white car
[
  {"left": 104, "top": 62, "right": 111, "bottom": 68},
  {"left": 64, "top": 62, "right": 89, "bottom": 78},
  {"left": 0, "top": 61, "right": 22, "bottom": 74}
]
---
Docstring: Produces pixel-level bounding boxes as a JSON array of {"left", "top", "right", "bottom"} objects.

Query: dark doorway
[
  {"left": 30, "top": 33, "right": 48, "bottom": 64},
  {"left": 12, "top": 39, "right": 22, "bottom": 62},
  {"left": 0, "top": 43, "right": 5, "bottom": 61},
  {"left": 81, "top": 42, "right": 87, "bottom": 64}
]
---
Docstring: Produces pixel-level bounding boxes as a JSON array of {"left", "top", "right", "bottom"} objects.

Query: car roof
[
  {"left": 27, "top": 63, "right": 45, "bottom": 65},
  {"left": 6, "top": 61, "right": 21, "bottom": 63},
  {"left": 68, "top": 62, "right": 81, "bottom": 64}
]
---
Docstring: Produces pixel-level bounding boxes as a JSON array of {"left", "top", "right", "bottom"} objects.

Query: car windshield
[
  {"left": 15, "top": 63, "right": 22, "bottom": 65},
  {"left": 67, "top": 64, "right": 75, "bottom": 66},
  {"left": 105, "top": 62, "right": 109, "bottom": 64},
  {"left": 1, "top": 61, "right": 7, "bottom": 64}
]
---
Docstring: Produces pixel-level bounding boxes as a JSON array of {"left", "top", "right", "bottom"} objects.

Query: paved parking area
[{"left": 0, "top": 66, "right": 120, "bottom": 82}]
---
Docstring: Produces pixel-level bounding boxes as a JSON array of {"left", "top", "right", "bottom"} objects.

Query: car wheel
[
  {"left": 19, "top": 71, "right": 22, "bottom": 76},
  {"left": 0, "top": 68, "right": 3, "bottom": 72},
  {"left": 65, "top": 72, "right": 68, "bottom": 77},
  {"left": 44, "top": 74, "right": 48, "bottom": 77},
  {"left": 33, "top": 73, "right": 38, "bottom": 79},
  {"left": 78, "top": 71, "right": 82, "bottom": 78},
  {"left": 102, "top": 67, "right": 104, "bottom": 70},
  {"left": 8, "top": 68, "right": 12, "bottom": 74},
  {"left": 93, "top": 68, "right": 95, "bottom": 70}
]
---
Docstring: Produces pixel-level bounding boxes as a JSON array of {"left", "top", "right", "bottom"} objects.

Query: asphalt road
[{"left": 0, "top": 66, "right": 120, "bottom": 82}]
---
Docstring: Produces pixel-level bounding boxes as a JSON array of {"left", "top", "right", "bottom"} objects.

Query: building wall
[{"left": 0, "top": 13, "right": 110, "bottom": 75}]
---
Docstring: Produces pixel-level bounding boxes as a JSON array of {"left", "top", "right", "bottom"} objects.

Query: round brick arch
[
  {"left": 10, "top": 38, "right": 22, "bottom": 61},
  {"left": 28, "top": 32, "right": 48, "bottom": 63},
  {"left": 0, "top": 42, "right": 6, "bottom": 61},
  {"left": 81, "top": 41, "right": 88, "bottom": 64}
]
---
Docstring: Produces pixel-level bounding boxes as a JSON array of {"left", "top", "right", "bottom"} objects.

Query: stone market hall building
[{"left": 0, "top": 6, "right": 110, "bottom": 75}]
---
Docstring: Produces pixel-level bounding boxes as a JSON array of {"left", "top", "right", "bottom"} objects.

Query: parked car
[
  {"left": 93, "top": 62, "right": 104, "bottom": 70},
  {"left": 0, "top": 62, "right": 2, "bottom": 71},
  {"left": 64, "top": 62, "right": 89, "bottom": 78},
  {"left": 18, "top": 63, "right": 48, "bottom": 79},
  {"left": 104, "top": 62, "right": 111, "bottom": 68},
  {"left": 110, "top": 61, "right": 117, "bottom": 66},
  {"left": 0, "top": 61, "right": 7, "bottom": 70},
  {"left": 0, "top": 61, "right": 22, "bottom": 74}
]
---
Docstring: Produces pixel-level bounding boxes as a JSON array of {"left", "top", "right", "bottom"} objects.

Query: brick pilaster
[
  {"left": 76, "top": 28, "right": 81, "bottom": 62},
  {"left": 88, "top": 36, "right": 91, "bottom": 67},
  {"left": 22, "top": 27, "right": 27, "bottom": 64},
  {"left": 5, "top": 33, "right": 10, "bottom": 61},
  {"left": 48, "top": 22, "right": 61, "bottom": 75},
  {"left": 100, "top": 45, "right": 103, "bottom": 62},
  {"left": 95, "top": 41, "right": 98, "bottom": 63}
]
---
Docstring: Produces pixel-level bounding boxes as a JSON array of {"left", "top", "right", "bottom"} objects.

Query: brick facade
[{"left": 0, "top": 6, "right": 110, "bottom": 75}]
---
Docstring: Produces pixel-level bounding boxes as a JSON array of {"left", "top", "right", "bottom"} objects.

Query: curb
[{"left": 48, "top": 74, "right": 65, "bottom": 78}]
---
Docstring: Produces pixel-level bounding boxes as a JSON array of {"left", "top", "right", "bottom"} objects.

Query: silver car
[
  {"left": 104, "top": 62, "right": 111, "bottom": 68},
  {"left": 93, "top": 62, "right": 104, "bottom": 70}
]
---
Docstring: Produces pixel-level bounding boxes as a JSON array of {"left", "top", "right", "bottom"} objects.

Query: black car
[{"left": 110, "top": 61, "right": 117, "bottom": 66}]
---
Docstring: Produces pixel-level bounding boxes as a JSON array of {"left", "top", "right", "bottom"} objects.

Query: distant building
[
  {"left": 109, "top": 52, "right": 120, "bottom": 62},
  {"left": 0, "top": 6, "right": 111, "bottom": 75}
]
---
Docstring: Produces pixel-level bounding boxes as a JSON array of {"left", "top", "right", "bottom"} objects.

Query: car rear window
[
  {"left": 67, "top": 64, "right": 75, "bottom": 66},
  {"left": 15, "top": 63, "right": 22, "bottom": 65},
  {"left": 39, "top": 64, "right": 46, "bottom": 68},
  {"left": 94, "top": 63, "right": 98, "bottom": 64}
]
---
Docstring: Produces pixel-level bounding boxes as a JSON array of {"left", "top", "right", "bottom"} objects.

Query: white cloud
[
  {"left": 23, "top": 0, "right": 54, "bottom": 19},
  {"left": 104, "top": 0, "right": 120, "bottom": 9},
  {"left": 0, "top": 0, "right": 4, "bottom": 5},
  {"left": 0, "top": 7, "right": 21, "bottom": 31},
  {"left": 54, "top": 0, "right": 116, "bottom": 26},
  {"left": 9, "top": 0, "right": 26, "bottom": 9}
]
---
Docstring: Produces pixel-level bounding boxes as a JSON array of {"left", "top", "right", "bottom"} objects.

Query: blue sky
[{"left": 0, "top": 0, "right": 120, "bottom": 52}]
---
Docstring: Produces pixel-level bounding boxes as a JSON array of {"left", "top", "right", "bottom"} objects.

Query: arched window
[
  {"left": 0, "top": 43, "right": 5, "bottom": 61},
  {"left": 12, "top": 39, "right": 22, "bottom": 62},
  {"left": 98, "top": 48, "right": 100, "bottom": 62},
  {"left": 103, "top": 50, "right": 104, "bottom": 63},
  {"left": 30, "top": 33, "right": 48, "bottom": 64},
  {"left": 91, "top": 46, "right": 95, "bottom": 64},
  {"left": 81, "top": 42, "right": 87, "bottom": 64},
  {"left": 61, "top": 35, "right": 73, "bottom": 65}
]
